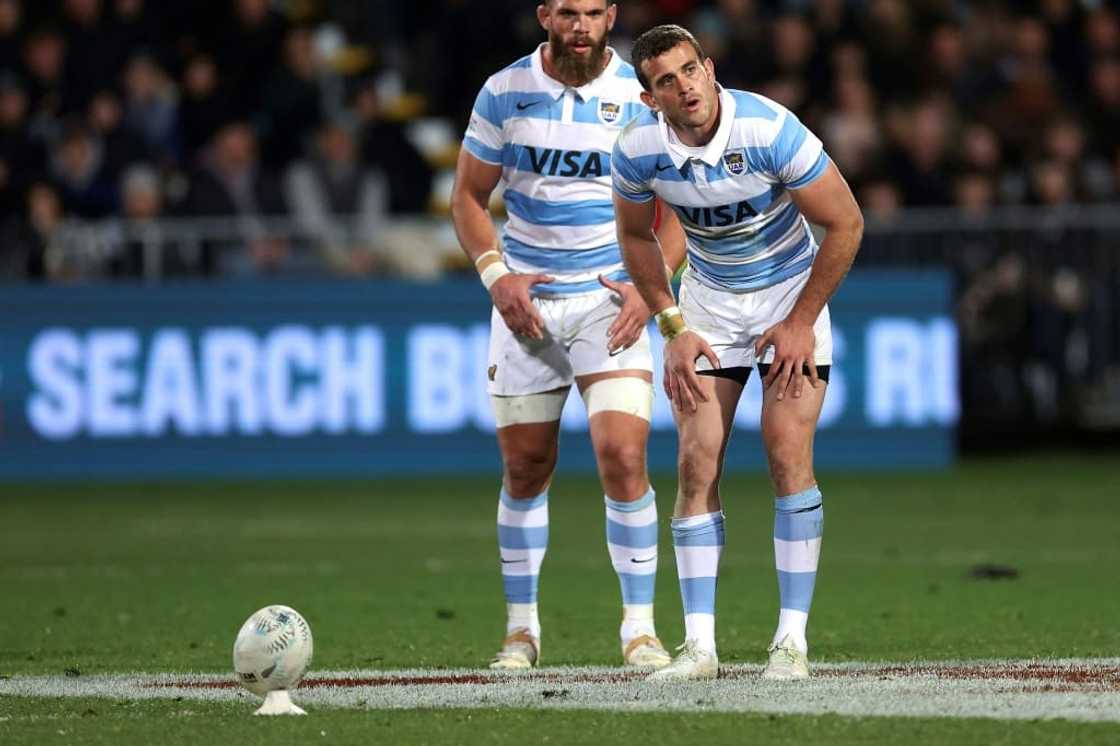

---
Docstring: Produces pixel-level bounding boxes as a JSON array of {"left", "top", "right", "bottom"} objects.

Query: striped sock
[
  {"left": 773, "top": 486, "right": 824, "bottom": 653},
  {"left": 672, "top": 510, "right": 725, "bottom": 654},
  {"left": 604, "top": 488, "right": 659, "bottom": 641},
  {"left": 497, "top": 488, "right": 549, "bottom": 639}
]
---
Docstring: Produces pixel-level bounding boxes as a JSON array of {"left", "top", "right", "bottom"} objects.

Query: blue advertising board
[{"left": 0, "top": 271, "right": 957, "bottom": 479}]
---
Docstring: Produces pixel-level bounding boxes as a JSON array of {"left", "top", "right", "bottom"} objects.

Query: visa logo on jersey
[
  {"left": 673, "top": 200, "right": 759, "bottom": 228},
  {"left": 526, "top": 147, "right": 606, "bottom": 178}
]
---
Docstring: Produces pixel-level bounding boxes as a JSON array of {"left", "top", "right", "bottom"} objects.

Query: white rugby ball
[{"left": 232, "top": 605, "right": 314, "bottom": 697}]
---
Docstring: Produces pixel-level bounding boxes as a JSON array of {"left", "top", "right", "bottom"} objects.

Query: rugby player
[
  {"left": 451, "top": 1, "right": 683, "bottom": 670},
  {"left": 612, "top": 24, "right": 863, "bottom": 680}
]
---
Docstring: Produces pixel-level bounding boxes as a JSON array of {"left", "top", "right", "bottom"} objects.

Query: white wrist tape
[
  {"left": 475, "top": 249, "right": 511, "bottom": 291},
  {"left": 480, "top": 261, "right": 511, "bottom": 291}
]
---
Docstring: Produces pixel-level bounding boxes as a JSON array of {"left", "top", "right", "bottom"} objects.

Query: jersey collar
[
  {"left": 530, "top": 43, "right": 622, "bottom": 101},
  {"left": 661, "top": 85, "right": 736, "bottom": 169}
]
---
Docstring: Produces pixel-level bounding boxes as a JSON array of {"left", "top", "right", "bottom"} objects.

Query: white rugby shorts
[
  {"left": 487, "top": 289, "right": 653, "bottom": 396},
  {"left": 679, "top": 267, "right": 833, "bottom": 372}
]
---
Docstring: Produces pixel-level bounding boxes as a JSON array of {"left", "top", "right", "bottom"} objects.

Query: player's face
[
  {"left": 538, "top": 0, "right": 616, "bottom": 85},
  {"left": 639, "top": 42, "right": 718, "bottom": 132}
]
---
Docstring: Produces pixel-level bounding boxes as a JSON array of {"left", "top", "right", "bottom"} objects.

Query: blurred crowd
[
  {"left": 2, "top": 0, "right": 1120, "bottom": 281},
  {"left": 422, "top": 0, "right": 1120, "bottom": 216}
]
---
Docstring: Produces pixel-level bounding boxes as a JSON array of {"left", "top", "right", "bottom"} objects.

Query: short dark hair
[{"left": 630, "top": 24, "right": 706, "bottom": 91}]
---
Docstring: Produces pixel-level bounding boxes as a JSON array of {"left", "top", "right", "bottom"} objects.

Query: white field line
[{"left": 1, "top": 659, "right": 1119, "bottom": 724}]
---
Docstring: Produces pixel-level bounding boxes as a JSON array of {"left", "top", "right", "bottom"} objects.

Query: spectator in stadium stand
[
  {"left": 886, "top": 97, "right": 953, "bottom": 207},
  {"left": 953, "top": 171, "right": 997, "bottom": 218},
  {"left": 285, "top": 120, "right": 387, "bottom": 277},
  {"left": 258, "top": 26, "right": 323, "bottom": 170},
  {"left": 762, "top": 14, "right": 816, "bottom": 96},
  {"left": 87, "top": 89, "right": 150, "bottom": 180},
  {"left": 106, "top": 0, "right": 161, "bottom": 67},
  {"left": 688, "top": 0, "right": 769, "bottom": 92},
  {"left": 857, "top": 174, "right": 902, "bottom": 223},
  {"left": 215, "top": 0, "right": 288, "bottom": 116},
  {"left": 1085, "top": 57, "right": 1120, "bottom": 157},
  {"left": 858, "top": 0, "right": 918, "bottom": 102},
  {"left": 352, "top": 80, "right": 432, "bottom": 215},
  {"left": 109, "top": 163, "right": 198, "bottom": 277},
  {"left": 121, "top": 52, "right": 181, "bottom": 166},
  {"left": 60, "top": 0, "right": 120, "bottom": 113},
  {"left": 819, "top": 73, "right": 880, "bottom": 184},
  {"left": 50, "top": 121, "right": 118, "bottom": 218},
  {"left": 22, "top": 26, "right": 67, "bottom": 145},
  {"left": 0, "top": 0, "right": 23, "bottom": 73},
  {"left": 179, "top": 54, "right": 232, "bottom": 166},
  {"left": 0, "top": 71, "right": 46, "bottom": 216},
  {"left": 1041, "top": 116, "right": 1113, "bottom": 201},
  {"left": 0, "top": 181, "right": 58, "bottom": 279},
  {"left": 185, "top": 120, "right": 288, "bottom": 275}
]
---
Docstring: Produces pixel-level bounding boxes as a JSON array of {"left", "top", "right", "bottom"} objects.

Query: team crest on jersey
[
  {"left": 723, "top": 149, "right": 746, "bottom": 176},
  {"left": 598, "top": 100, "right": 623, "bottom": 125}
]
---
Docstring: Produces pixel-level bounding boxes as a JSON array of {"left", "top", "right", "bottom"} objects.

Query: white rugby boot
[
  {"left": 761, "top": 634, "right": 810, "bottom": 680},
  {"left": 489, "top": 628, "right": 539, "bottom": 670},
  {"left": 646, "top": 639, "right": 718, "bottom": 681},
  {"left": 622, "top": 634, "right": 672, "bottom": 669}
]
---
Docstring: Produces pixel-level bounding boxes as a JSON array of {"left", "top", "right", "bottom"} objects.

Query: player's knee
[
  {"left": 678, "top": 449, "right": 720, "bottom": 498},
  {"left": 504, "top": 450, "right": 556, "bottom": 497},
  {"left": 595, "top": 440, "right": 646, "bottom": 499},
  {"left": 766, "top": 443, "right": 813, "bottom": 495}
]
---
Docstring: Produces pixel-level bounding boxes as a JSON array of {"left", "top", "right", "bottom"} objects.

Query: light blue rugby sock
[
  {"left": 605, "top": 488, "right": 659, "bottom": 639},
  {"left": 672, "top": 510, "right": 725, "bottom": 653},
  {"left": 773, "top": 486, "right": 824, "bottom": 650},
  {"left": 497, "top": 488, "right": 549, "bottom": 637}
]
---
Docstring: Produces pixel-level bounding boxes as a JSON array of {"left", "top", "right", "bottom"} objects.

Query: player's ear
[
  {"left": 703, "top": 57, "right": 716, "bottom": 81},
  {"left": 640, "top": 90, "right": 659, "bottom": 112},
  {"left": 605, "top": 3, "right": 617, "bottom": 31},
  {"left": 537, "top": 3, "right": 549, "bottom": 31}
]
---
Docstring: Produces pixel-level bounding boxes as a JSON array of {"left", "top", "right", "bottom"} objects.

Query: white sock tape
[{"left": 581, "top": 378, "right": 653, "bottom": 421}]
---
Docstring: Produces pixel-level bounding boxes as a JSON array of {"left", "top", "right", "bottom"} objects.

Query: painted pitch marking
[{"left": 2, "top": 659, "right": 1119, "bottom": 723}]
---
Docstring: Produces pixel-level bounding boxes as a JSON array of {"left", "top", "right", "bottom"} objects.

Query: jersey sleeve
[
  {"left": 462, "top": 82, "right": 506, "bottom": 165},
  {"left": 765, "top": 108, "right": 829, "bottom": 189},
  {"left": 611, "top": 136, "right": 655, "bottom": 203}
]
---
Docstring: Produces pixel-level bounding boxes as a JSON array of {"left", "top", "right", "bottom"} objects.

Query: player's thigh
[
  {"left": 494, "top": 389, "right": 567, "bottom": 495},
  {"left": 676, "top": 374, "right": 744, "bottom": 476},
  {"left": 576, "top": 371, "right": 653, "bottom": 479},
  {"left": 760, "top": 378, "right": 827, "bottom": 489}
]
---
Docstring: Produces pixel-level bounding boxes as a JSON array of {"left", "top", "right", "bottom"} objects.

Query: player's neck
[
  {"left": 672, "top": 95, "right": 722, "bottom": 148},
  {"left": 541, "top": 44, "right": 612, "bottom": 88}
]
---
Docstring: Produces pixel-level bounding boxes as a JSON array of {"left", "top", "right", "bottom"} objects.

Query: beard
[{"left": 548, "top": 31, "right": 608, "bottom": 86}]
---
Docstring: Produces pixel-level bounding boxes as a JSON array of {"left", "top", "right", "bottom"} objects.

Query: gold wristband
[
  {"left": 475, "top": 249, "right": 511, "bottom": 291},
  {"left": 654, "top": 306, "right": 688, "bottom": 342}
]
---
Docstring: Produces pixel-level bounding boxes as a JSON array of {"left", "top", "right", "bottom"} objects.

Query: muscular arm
[
  {"left": 785, "top": 161, "right": 864, "bottom": 325},
  {"left": 450, "top": 148, "right": 551, "bottom": 339},
  {"left": 450, "top": 149, "right": 503, "bottom": 262},
  {"left": 614, "top": 193, "right": 676, "bottom": 314},
  {"left": 654, "top": 199, "right": 687, "bottom": 276}
]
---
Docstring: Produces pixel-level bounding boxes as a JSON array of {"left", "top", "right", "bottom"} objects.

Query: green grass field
[{"left": 2, "top": 454, "right": 1119, "bottom": 744}]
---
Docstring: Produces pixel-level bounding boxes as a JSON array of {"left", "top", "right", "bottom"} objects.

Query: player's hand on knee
[
  {"left": 599, "top": 275, "right": 649, "bottom": 355},
  {"left": 491, "top": 273, "right": 553, "bottom": 340},
  {"left": 755, "top": 320, "right": 817, "bottom": 401},
  {"left": 665, "top": 331, "right": 719, "bottom": 412}
]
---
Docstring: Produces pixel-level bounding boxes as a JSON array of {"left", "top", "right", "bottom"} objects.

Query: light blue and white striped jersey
[
  {"left": 463, "top": 45, "right": 646, "bottom": 296},
  {"left": 612, "top": 87, "right": 829, "bottom": 292}
]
